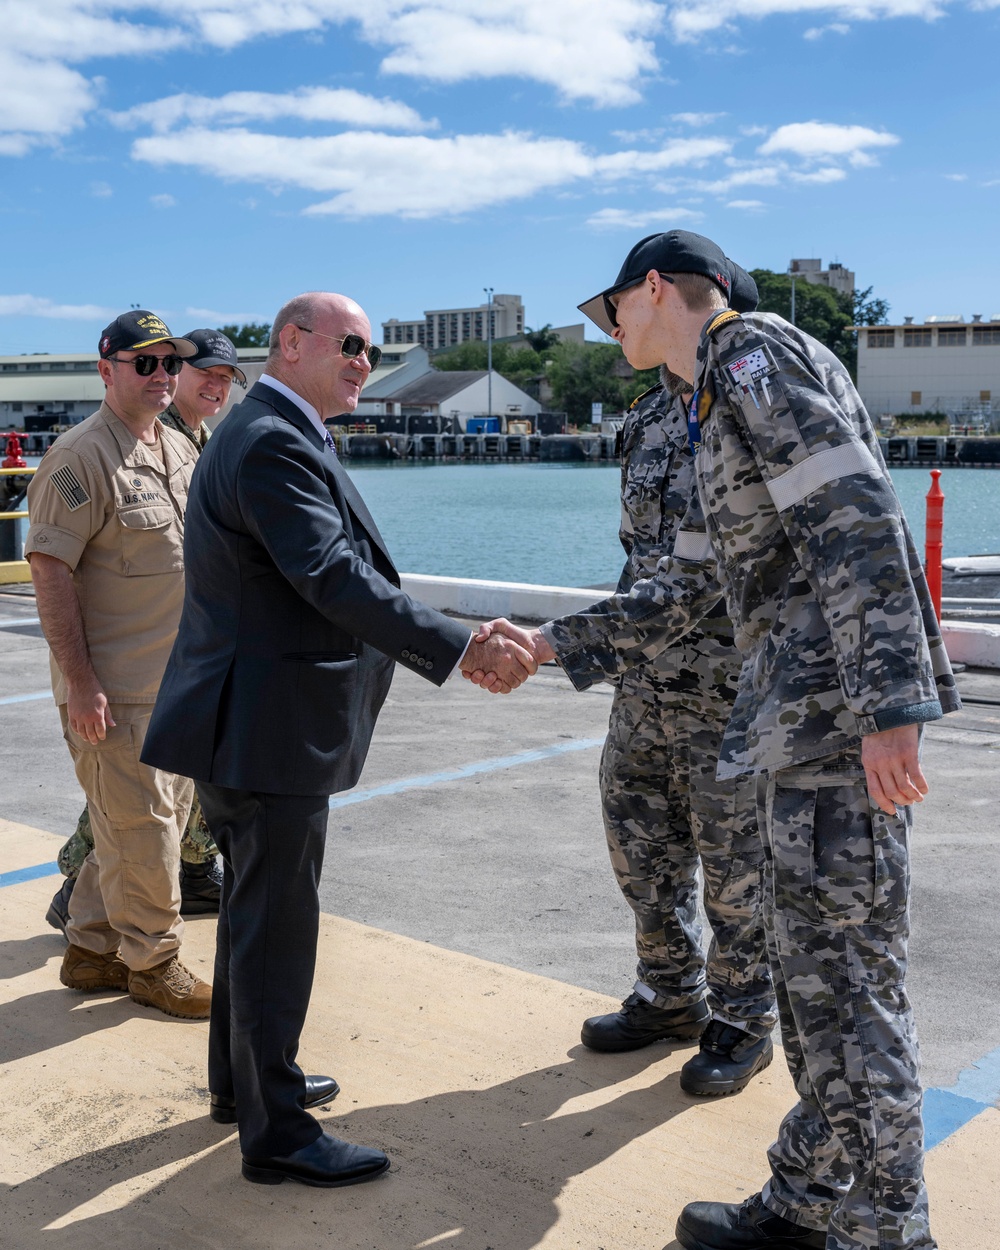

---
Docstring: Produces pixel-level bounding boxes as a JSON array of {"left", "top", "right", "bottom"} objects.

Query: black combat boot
[
  {"left": 180, "top": 858, "right": 223, "bottom": 915},
  {"left": 679, "top": 1019, "right": 774, "bottom": 1096},
  {"left": 581, "top": 990, "right": 709, "bottom": 1051},
  {"left": 45, "top": 877, "right": 75, "bottom": 938},
  {"left": 675, "top": 1192, "right": 826, "bottom": 1250}
]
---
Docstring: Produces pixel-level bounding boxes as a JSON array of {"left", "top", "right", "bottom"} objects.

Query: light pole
[
  {"left": 787, "top": 266, "right": 797, "bottom": 326},
  {"left": 483, "top": 286, "right": 493, "bottom": 424}
]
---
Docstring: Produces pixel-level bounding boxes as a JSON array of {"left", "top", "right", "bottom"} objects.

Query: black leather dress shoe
[
  {"left": 581, "top": 991, "right": 709, "bottom": 1052},
  {"left": 242, "top": 1131, "right": 390, "bottom": 1187},
  {"left": 675, "top": 1193, "right": 826, "bottom": 1249},
  {"left": 210, "top": 1074, "right": 340, "bottom": 1124}
]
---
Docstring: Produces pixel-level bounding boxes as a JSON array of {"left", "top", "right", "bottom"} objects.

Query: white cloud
[
  {"left": 803, "top": 22, "right": 850, "bottom": 37},
  {"left": 586, "top": 206, "right": 703, "bottom": 229},
  {"left": 110, "top": 87, "right": 433, "bottom": 134},
  {"left": 150, "top": 193, "right": 177, "bottom": 208},
  {"left": 726, "top": 198, "right": 766, "bottom": 209},
  {"left": 0, "top": 294, "right": 115, "bottom": 320},
  {"left": 162, "top": 0, "right": 662, "bottom": 105},
  {"left": 758, "top": 121, "right": 899, "bottom": 165},
  {"left": 667, "top": 0, "right": 947, "bottom": 41},
  {"left": 943, "top": 172, "right": 968, "bottom": 181},
  {"left": 132, "top": 127, "right": 731, "bottom": 218},
  {"left": 90, "top": 180, "right": 113, "bottom": 197},
  {"left": 351, "top": 0, "right": 662, "bottom": 106},
  {"left": 184, "top": 307, "right": 269, "bottom": 324},
  {"left": 671, "top": 111, "right": 726, "bottom": 126}
]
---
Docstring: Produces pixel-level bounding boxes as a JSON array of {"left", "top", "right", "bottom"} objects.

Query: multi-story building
[
  {"left": 382, "top": 295, "right": 524, "bottom": 349},
  {"left": 789, "top": 258, "right": 855, "bottom": 298},
  {"left": 856, "top": 315, "right": 1000, "bottom": 417}
]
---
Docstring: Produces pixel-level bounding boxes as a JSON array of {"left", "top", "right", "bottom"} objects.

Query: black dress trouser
[{"left": 198, "top": 782, "right": 329, "bottom": 1158}]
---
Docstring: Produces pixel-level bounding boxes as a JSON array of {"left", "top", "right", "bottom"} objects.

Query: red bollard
[
  {"left": 2, "top": 433, "right": 28, "bottom": 468},
  {"left": 925, "top": 469, "right": 944, "bottom": 621}
]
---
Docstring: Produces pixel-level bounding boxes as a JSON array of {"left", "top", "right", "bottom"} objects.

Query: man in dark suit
[{"left": 143, "top": 291, "right": 535, "bottom": 1188}]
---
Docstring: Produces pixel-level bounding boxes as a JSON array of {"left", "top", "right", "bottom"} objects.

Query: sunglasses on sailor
[
  {"left": 604, "top": 273, "right": 675, "bottom": 329},
  {"left": 106, "top": 353, "right": 185, "bottom": 376},
  {"left": 293, "top": 325, "right": 382, "bottom": 369}
]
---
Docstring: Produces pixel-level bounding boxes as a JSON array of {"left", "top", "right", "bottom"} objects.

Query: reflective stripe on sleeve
[
  {"left": 674, "top": 530, "right": 714, "bottom": 561},
  {"left": 765, "top": 442, "right": 880, "bottom": 512}
]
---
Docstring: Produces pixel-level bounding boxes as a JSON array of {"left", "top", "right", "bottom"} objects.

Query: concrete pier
[{"left": 2, "top": 585, "right": 998, "bottom": 1249}]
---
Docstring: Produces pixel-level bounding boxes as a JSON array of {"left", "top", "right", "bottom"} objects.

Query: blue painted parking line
[
  {"left": 328, "top": 737, "right": 606, "bottom": 810},
  {"left": 924, "top": 1045, "right": 1000, "bottom": 1148},
  {"left": 0, "top": 691, "right": 51, "bottom": 706},
  {"left": 0, "top": 862, "right": 59, "bottom": 888},
  {"left": 0, "top": 616, "right": 41, "bottom": 629}
]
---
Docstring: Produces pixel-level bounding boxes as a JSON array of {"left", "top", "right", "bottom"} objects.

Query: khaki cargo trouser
[{"left": 60, "top": 704, "right": 193, "bottom": 971}]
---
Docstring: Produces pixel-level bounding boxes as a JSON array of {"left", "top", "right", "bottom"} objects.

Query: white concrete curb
[
  {"left": 400, "top": 573, "right": 600, "bottom": 622},
  {"left": 401, "top": 573, "right": 1000, "bottom": 670},
  {"left": 941, "top": 621, "right": 1000, "bottom": 671}
]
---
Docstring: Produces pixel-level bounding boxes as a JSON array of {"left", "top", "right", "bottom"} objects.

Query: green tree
[
  {"left": 434, "top": 340, "right": 546, "bottom": 395},
  {"left": 546, "top": 342, "right": 658, "bottom": 424},
  {"left": 524, "top": 323, "right": 560, "bottom": 353},
  {"left": 749, "top": 271, "right": 891, "bottom": 380},
  {"left": 217, "top": 321, "right": 271, "bottom": 348}
]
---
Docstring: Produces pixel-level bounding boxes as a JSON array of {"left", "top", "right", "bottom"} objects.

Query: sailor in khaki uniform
[
  {"left": 46, "top": 328, "right": 247, "bottom": 927},
  {"left": 26, "top": 310, "right": 212, "bottom": 1021}
]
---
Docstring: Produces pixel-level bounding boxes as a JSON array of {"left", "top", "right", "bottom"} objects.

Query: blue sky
[{"left": 2, "top": 0, "right": 998, "bottom": 354}]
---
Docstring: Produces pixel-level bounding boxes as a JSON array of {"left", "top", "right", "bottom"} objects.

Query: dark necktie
[{"left": 324, "top": 431, "right": 338, "bottom": 457}]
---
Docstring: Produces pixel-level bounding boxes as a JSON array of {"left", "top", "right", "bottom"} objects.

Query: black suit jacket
[{"left": 143, "top": 381, "right": 471, "bottom": 796}]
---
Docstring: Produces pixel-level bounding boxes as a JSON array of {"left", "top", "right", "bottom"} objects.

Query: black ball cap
[
  {"left": 578, "top": 230, "right": 758, "bottom": 336},
  {"left": 98, "top": 310, "right": 198, "bottom": 359},
  {"left": 183, "top": 328, "right": 247, "bottom": 386}
]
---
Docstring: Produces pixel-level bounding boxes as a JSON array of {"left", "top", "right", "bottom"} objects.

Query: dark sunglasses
[
  {"left": 294, "top": 325, "right": 382, "bottom": 368},
  {"left": 107, "top": 353, "right": 184, "bottom": 376},
  {"left": 603, "top": 272, "right": 675, "bottom": 329}
]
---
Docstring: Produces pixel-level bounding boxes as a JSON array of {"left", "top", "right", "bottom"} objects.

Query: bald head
[
  {"left": 265, "top": 290, "right": 375, "bottom": 420},
  {"left": 268, "top": 292, "right": 366, "bottom": 358}
]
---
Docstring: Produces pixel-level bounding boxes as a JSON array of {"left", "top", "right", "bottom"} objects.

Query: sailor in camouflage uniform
[
  {"left": 582, "top": 272, "right": 776, "bottom": 1097},
  {"left": 474, "top": 232, "right": 958, "bottom": 1250},
  {"left": 46, "top": 330, "right": 245, "bottom": 933}
]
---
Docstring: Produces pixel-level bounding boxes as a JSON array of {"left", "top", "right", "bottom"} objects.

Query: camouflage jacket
[
  {"left": 544, "top": 313, "right": 960, "bottom": 778},
  {"left": 610, "top": 377, "right": 739, "bottom": 715},
  {"left": 160, "top": 404, "right": 209, "bottom": 452}
]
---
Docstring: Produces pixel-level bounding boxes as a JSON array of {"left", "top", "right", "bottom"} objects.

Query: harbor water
[
  {"left": 14, "top": 458, "right": 997, "bottom": 589},
  {"left": 350, "top": 462, "right": 1000, "bottom": 588}
]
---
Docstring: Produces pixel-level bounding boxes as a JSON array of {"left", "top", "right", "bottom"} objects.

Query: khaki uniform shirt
[{"left": 25, "top": 402, "right": 197, "bottom": 705}]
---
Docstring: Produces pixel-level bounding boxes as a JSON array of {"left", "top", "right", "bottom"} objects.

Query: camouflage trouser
[
  {"left": 758, "top": 748, "right": 936, "bottom": 1250},
  {"left": 57, "top": 792, "right": 218, "bottom": 879},
  {"left": 600, "top": 673, "right": 775, "bottom": 1036}
]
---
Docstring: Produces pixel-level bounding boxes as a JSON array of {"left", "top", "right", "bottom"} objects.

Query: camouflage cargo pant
[
  {"left": 57, "top": 793, "right": 218, "bottom": 878},
  {"left": 758, "top": 748, "right": 936, "bottom": 1250},
  {"left": 600, "top": 672, "right": 775, "bottom": 1036}
]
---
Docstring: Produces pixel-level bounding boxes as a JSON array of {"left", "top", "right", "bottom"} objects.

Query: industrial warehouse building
[{"left": 857, "top": 316, "right": 1000, "bottom": 421}]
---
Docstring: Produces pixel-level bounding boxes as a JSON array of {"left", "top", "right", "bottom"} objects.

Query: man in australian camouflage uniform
[
  {"left": 476, "top": 231, "right": 959, "bottom": 1250},
  {"left": 46, "top": 329, "right": 246, "bottom": 934},
  {"left": 580, "top": 263, "right": 776, "bottom": 1099}
]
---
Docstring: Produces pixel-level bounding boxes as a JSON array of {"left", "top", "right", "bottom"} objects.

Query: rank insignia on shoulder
[
  {"left": 705, "top": 309, "right": 742, "bottom": 338},
  {"left": 628, "top": 382, "right": 663, "bottom": 411}
]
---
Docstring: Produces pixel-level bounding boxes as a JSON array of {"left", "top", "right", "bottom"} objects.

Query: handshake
[{"left": 457, "top": 618, "right": 557, "bottom": 694}]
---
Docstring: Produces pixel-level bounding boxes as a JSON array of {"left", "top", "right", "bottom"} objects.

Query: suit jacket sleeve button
[
  {"left": 401, "top": 649, "right": 410, "bottom": 659},
  {"left": 426, "top": 662, "right": 434, "bottom": 672}
]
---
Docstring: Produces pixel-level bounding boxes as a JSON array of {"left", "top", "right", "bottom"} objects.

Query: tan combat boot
[
  {"left": 128, "top": 956, "right": 212, "bottom": 1020},
  {"left": 60, "top": 943, "right": 129, "bottom": 992}
]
